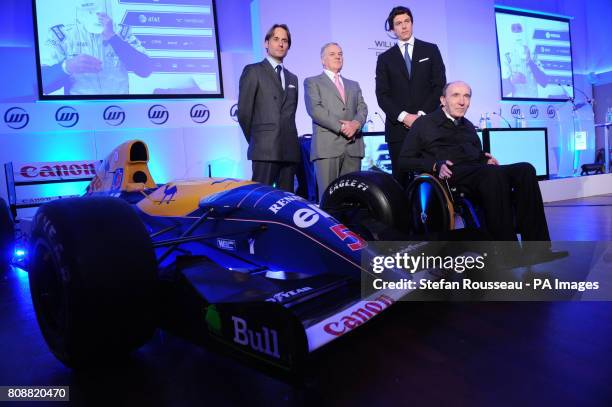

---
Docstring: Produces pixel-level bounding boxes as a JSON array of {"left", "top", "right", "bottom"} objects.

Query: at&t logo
[
  {"left": 148, "top": 104, "right": 169, "bottom": 125},
  {"left": 55, "top": 106, "right": 79, "bottom": 128},
  {"left": 4, "top": 107, "right": 29, "bottom": 130},
  {"left": 510, "top": 105, "right": 521, "bottom": 118},
  {"left": 190, "top": 104, "right": 210, "bottom": 124},
  {"left": 103, "top": 106, "right": 125, "bottom": 126},
  {"left": 230, "top": 103, "right": 238, "bottom": 122}
]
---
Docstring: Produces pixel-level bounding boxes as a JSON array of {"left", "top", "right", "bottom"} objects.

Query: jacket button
[
  {"left": 342, "top": 108, "right": 346, "bottom": 111},
  {"left": 274, "top": 96, "right": 277, "bottom": 100}
]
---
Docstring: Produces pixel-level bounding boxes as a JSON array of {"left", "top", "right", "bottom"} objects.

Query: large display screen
[
  {"left": 495, "top": 7, "right": 573, "bottom": 101},
  {"left": 484, "top": 128, "right": 549, "bottom": 179},
  {"left": 33, "top": 0, "right": 223, "bottom": 99}
]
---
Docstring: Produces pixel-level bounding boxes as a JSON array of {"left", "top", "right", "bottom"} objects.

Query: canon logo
[
  {"left": 148, "top": 104, "right": 169, "bottom": 125},
  {"left": 4, "top": 107, "right": 29, "bottom": 130},
  {"left": 190, "top": 104, "right": 210, "bottom": 124},
  {"left": 55, "top": 106, "right": 79, "bottom": 128},
  {"left": 20, "top": 163, "right": 96, "bottom": 179},
  {"left": 323, "top": 294, "right": 393, "bottom": 336},
  {"left": 103, "top": 105, "right": 126, "bottom": 126}
]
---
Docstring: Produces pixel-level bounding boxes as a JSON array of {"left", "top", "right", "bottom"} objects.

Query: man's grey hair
[
  {"left": 442, "top": 81, "right": 472, "bottom": 97},
  {"left": 320, "top": 42, "right": 341, "bottom": 58}
]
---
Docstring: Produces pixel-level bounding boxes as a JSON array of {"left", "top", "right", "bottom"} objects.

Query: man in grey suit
[
  {"left": 237, "top": 24, "right": 300, "bottom": 192},
  {"left": 304, "top": 42, "right": 368, "bottom": 200}
]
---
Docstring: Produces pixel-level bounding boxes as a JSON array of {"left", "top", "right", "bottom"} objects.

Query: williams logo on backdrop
[
  {"left": 510, "top": 105, "right": 521, "bottom": 118},
  {"left": 4, "top": 107, "right": 29, "bottom": 130},
  {"left": 190, "top": 104, "right": 210, "bottom": 124},
  {"left": 230, "top": 103, "right": 238, "bottom": 122},
  {"left": 148, "top": 104, "right": 169, "bottom": 125},
  {"left": 547, "top": 105, "right": 556, "bottom": 119},
  {"left": 103, "top": 105, "right": 126, "bottom": 126},
  {"left": 529, "top": 105, "right": 539, "bottom": 118},
  {"left": 55, "top": 106, "right": 79, "bottom": 128},
  {"left": 369, "top": 39, "right": 394, "bottom": 57}
]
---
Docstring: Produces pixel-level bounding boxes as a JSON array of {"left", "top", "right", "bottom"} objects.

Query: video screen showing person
[
  {"left": 34, "top": 0, "right": 223, "bottom": 99},
  {"left": 495, "top": 7, "right": 574, "bottom": 101}
]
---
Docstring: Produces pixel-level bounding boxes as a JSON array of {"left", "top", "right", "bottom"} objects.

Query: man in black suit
[
  {"left": 237, "top": 24, "right": 300, "bottom": 192},
  {"left": 400, "top": 81, "right": 551, "bottom": 243},
  {"left": 375, "top": 6, "right": 446, "bottom": 187}
]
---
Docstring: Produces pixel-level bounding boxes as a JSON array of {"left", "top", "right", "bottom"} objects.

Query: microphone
[
  {"left": 492, "top": 109, "right": 512, "bottom": 128},
  {"left": 374, "top": 111, "right": 386, "bottom": 127}
]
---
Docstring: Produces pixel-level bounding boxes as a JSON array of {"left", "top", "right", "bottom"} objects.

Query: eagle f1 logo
[
  {"left": 547, "top": 105, "right": 556, "bottom": 119},
  {"left": 190, "top": 104, "right": 210, "bottom": 124},
  {"left": 148, "top": 104, "right": 169, "bottom": 125},
  {"left": 103, "top": 105, "right": 125, "bottom": 126},
  {"left": 529, "top": 105, "right": 539, "bottom": 118},
  {"left": 230, "top": 103, "right": 238, "bottom": 122},
  {"left": 510, "top": 105, "right": 521, "bottom": 118},
  {"left": 55, "top": 106, "right": 79, "bottom": 128},
  {"left": 4, "top": 107, "right": 29, "bottom": 129}
]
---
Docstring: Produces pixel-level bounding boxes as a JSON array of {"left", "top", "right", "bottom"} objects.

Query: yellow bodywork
[
  {"left": 87, "top": 139, "right": 255, "bottom": 217},
  {"left": 137, "top": 178, "right": 255, "bottom": 217}
]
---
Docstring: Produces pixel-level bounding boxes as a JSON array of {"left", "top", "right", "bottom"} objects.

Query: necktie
[
  {"left": 334, "top": 74, "right": 345, "bottom": 103},
  {"left": 404, "top": 43, "right": 411, "bottom": 78},
  {"left": 275, "top": 65, "right": 283, "bottom": 88}
]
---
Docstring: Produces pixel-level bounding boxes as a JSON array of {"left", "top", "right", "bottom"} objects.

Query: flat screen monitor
[
  {"left": 495, "top": 6, "right": 573, "bottom": 101},
  {"left": 32, "top": 0, "right": 223, "bottom": 99},
  {"left": 483, "top": 128, "right": 549, "bottom": 179}
]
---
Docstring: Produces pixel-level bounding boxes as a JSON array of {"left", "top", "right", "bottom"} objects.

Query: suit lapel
[
  {"left": 261, "top": 59, "right": 284, "bottom": 95},
  {"left": 391, "top": 43, "right": 410, "bottom": 81},
  {"left": 321, "top": 73, "right": 345, "bottom": 105},
  {"left": 411, "top": 39, "right": 422, "bottom": 77}
]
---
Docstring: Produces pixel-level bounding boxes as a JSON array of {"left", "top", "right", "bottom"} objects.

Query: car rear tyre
[
  {"left": 28, "top": 197, "right": 158, "bottom": 368},
  {"left": 319, "top": 171, "right": 410, "bottom": 239},
  {"left": 0, "top": 198, "right": 15, "bottom": 272}
]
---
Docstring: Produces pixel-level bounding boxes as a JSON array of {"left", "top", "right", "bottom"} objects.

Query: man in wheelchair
[{"left": 399, "top": 81, "right": 564, "bottom": 262}]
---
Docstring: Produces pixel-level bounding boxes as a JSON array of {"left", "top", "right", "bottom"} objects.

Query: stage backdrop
[{"left": 252, "top": 0, "right": 602, "bottom": 176}]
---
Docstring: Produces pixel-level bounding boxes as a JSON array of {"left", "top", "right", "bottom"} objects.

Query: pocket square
[
  {"left": 288, "top": 84, "right": 296, "bottom": 88},
  {"left": 419, "top": 57, "right": 430, "bottom": 62}
]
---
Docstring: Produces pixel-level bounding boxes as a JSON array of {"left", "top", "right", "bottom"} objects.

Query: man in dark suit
[
  {"left": 237, "top": 24, "right": 300, "bottom": 192},
  {"left": 375, "top": 6, "right": 446, "bottom": 187}
]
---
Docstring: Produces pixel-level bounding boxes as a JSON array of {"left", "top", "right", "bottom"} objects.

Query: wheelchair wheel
[
  {"left": 405, "top": 174, "right": 455, "bottom": 234},
  {"left": 320, "top": 171, "right": 410, "bottom": 239}
]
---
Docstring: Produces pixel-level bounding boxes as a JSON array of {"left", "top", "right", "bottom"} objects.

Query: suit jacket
[
  {"left": 237, "top": 59, "right": 300, "bottom": 162},
  {"left": 375, "top": 39, "right": 446, "bottom": 143},
  {"left": 304, "top": 73, "right": 368, "bottom": 160}
]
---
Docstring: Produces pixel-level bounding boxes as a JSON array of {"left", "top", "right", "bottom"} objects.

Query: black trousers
[
  {"left": 388, "top": 140, "right": 410, "bottom": 188},
  {"left": 252, "top": 160, "right": 297, "bottom": 192},
  {"left": 451, "top": 162, "right": 550, "bottom": 241}
]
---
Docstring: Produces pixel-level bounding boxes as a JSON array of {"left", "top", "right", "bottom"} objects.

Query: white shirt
[
  {"left": 397, "top": 36, "right": 415, "bottom": 61},
  {"left": 396, "top": 36, "right": 425, "bottom": 123},
  {"left": 266, "top": 56, "right": 285, "bottom": 90},
  {"left": 323, "top": 69, "right": 344, "bottom": 88}
]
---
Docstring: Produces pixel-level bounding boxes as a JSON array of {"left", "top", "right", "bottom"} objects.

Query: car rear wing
[{"left": 4, "top": 160, "right": 100, "bottom": 219}]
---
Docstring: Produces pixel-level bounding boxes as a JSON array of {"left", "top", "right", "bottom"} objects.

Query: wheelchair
[
  {"left": 320, "top": 171, "right": 483, "bottom": 240},
  {"left": 319, "top": 170, "right": 484, "bottom": 240}
]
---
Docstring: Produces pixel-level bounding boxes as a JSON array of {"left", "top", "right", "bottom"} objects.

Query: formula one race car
[{"left": 2, "top": 140, "right": 461, "bottom": 373}]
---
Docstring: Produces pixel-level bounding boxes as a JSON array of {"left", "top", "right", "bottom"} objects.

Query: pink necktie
[{"left": 334, "top": 74, "right": 345, "bottom": 103}]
